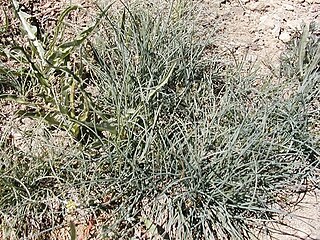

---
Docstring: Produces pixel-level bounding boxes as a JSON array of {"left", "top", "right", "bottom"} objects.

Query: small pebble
[
  {"left": 306, "top": 0, "right": 320, "bottom": 3},
  {"left": 284, "top": 4, "right": 295, "bottom": 11},
  {"left": 279, "top": 31, "right": 291, "bottom": 42},
  {"left": 259, "top": 15, "right": 276, "bottom": 30},
  {"left": 286, "top": 19, "right": 302, "bottom": 31}
]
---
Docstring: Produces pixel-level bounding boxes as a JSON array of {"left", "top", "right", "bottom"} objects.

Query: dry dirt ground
[
  {"left": 208, "top": 0, "right": 320, "bottom": 70},
  {"left": 0, "top": 0, "right": 319, "bottom": 239}
]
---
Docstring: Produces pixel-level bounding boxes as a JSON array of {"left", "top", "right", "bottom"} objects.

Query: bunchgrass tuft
[{"left": 0, "top": 1, "right": 319, "bottom": 239}]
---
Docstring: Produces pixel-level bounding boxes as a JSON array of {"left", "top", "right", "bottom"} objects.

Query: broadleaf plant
[{"left": 0, "top": 1, "right": 118, "bottom": 144}]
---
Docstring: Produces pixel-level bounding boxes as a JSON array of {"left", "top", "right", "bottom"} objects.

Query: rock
[
  {"left": 279, "top": 31, "right": 291, "bottom": 42},
  {"left": 286, "top": 19, "right": 302, "bottom": 31},
  {"left": 284, "top": 3, "right": 295, "bottom": 11},
  {"left": 211, "top": 0, "right": 226, "bottom": 7},
  {"left": 272, "top": 25, "right": 281, "bottom": 37},
  {"left": 259, "top": 15, "right": 275, "bottom": 30},
  {"left": 213, "top": 0, "right": 227, "bottom": 6},
  {"left": 306, "top": 0, "right": 320, "bottom": 3},
  {"left": 247, "top": 2, "right": 270, "bottom": 11}
]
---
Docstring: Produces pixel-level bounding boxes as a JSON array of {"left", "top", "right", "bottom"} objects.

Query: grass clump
[{"left": 0, "top": 1, "right": 319, "bottom": 239}]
